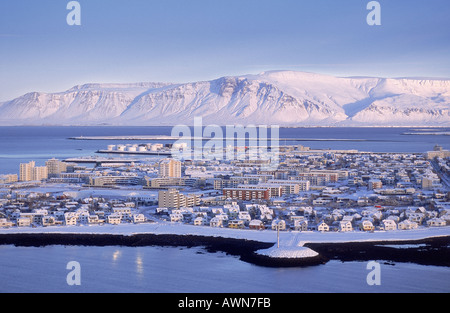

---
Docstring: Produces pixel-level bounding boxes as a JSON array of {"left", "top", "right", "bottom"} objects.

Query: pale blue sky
[{"left": 1, "top": 0, "right": 449, "bottom": 101}]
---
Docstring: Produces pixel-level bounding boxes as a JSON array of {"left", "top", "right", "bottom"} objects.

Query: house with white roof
[
  {"left": 317, "top": 221, "right": 329, "bottom": 232},
  {"left": 107, "top": 213, "right": 122, "bottom": 225},
  {"left": 238, "top": 211, "right": 251, "bottom": 223},
  {"left": 359, "top": 220, "right": 374, "bottom": 232},
  {"left": 132, "top": 214, "right": 146, "bottom": 224},
  {"left": 64, "top": 212, "right": 78, "bottom": 226},
  {"left": 294, "top": 219, "right": 308, "bottom": 232},
  {"left": 170, "top": 212, "right": 183, "bottom": 223},
  {"left": 271, "top": 219, "right": 286, "bottom": 231},
  {"left": 210, "top": 217, "right": 223, "bottom": 228},
  {"left": 381, "top": 219, "right": 397, "bottom": 231},
  {"left": 193, "top": 216, "right": 206, "bottom": 226},
  {"left": 398, "top": 220, "right": 418, "bottom": 230},
  {"left": 339, "top": 220, "right": 353, "bottom": 232},
  {"left": 427, "top": 218, "right": 446, "bottom": 227},
  {"left": 249, "top": 219, "right": 265, "bottom": 230}
]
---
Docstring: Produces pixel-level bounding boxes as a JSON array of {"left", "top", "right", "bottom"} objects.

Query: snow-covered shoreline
[
  {"left": 0, "top": 222, "right": 448, "bottom": 245},
  {"left": 0, "top": 223, "right": 448, "bottom": 267},
  {"left": 255, "top": 245, "right": 319, "bottom": 259}
]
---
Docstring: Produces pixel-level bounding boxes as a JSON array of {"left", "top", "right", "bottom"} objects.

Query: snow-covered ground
[
  {"left": 1, "top": 222, "right": 449, "bottom": 249},
  {"left": 255, "top": 245, "right": 319, "bottom": 259}
]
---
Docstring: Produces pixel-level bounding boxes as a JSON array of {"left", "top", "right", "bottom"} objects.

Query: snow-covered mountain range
[{"left": 0, "top": 71, "right": 449, "bottom": 126}]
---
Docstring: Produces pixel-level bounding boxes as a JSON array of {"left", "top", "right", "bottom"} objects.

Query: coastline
[{"left": 0, "top": 228, "right": 448, "bottom": 268}]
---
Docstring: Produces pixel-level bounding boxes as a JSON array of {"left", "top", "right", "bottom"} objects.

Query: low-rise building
[
  {"left": 339, "top": 220, "right": 353, "bottom": 232},
  {"left": 317, "top": 221, "right": 329, "bottom": 232},
  {"left": 381, "top": 219, "right": 397, "bottom": 231}
]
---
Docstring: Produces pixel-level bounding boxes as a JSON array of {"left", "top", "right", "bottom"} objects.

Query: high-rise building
[
  {"left": 19, "top": 161, "right": 48, "bottom": 182},
  {"left": 20, "top": 161, "right": 35, "bottom": 182},
  {"left": 159, "top": 159, "right": 182, "bottom": 178},
  {"left": 45, "top": 158, "right": 68, "bottom": 177},
  {"left": 32, "top": 166, "right": 48, "bottom": 181}
]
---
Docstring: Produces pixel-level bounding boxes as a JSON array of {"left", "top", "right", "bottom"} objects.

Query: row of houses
[
  {"left": 0, "top": 198, "right": 147, "bottom": 228},
  {"left": 159, "top": 201, "right": 449, "bottom": 232}
]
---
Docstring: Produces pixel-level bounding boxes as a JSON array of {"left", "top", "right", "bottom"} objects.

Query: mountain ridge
[{"left": 0, "top": 70, "right": 448, "bottom": 126}]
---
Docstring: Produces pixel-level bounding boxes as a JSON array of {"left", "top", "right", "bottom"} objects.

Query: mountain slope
[{"left": 0, "top": 71, "right": 448, "bottom": 126}]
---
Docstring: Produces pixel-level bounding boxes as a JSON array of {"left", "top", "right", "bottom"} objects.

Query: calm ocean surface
[
  {"left": 0, "top": 245, "right": 449, "bottom": 293},
  {"left": 0, "top": 126, "right": 449, "bottom": 293}
]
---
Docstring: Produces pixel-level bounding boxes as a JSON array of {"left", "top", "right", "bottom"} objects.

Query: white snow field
[{"left": 1, "top": 222, "right": 449, "bottom": 259}]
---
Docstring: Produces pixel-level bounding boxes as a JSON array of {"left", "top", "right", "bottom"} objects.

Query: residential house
[
  {"left": 271, "top": 219, "right": 286, "bottom": 231},
  {"left": 107, "top": 213, "right": 122, "bottom": 225},
  {"left": 17, "top": 217, "right": 31, "bottom": 227},
  {"left": 317, "top": 221, "right": 329, "bottom": 232},
  {"left": 359, "top": 220, "right": 375, "bottom": 232},
  {"left": 64, "top": 213, "right": 78, "bottom": 226},
  {"left": 249, "top": 219, "right": 265, "bottom": 230},
  {"left": 228, "top": 220, "right": 245, "bottom": 229},
  {"left": 88, "top": 215, "right": 102, "bottom": 224},
  {"left": 427, "top": 218, "right": 446, "bottom": 227},
  {"left": 238, "top": 211, "right": 252, "bottom": 223},
  {"left": 398, "top": 220, "right": 418, "bottom": 230},
  {"left": 339, "top": 220, "right": 353, "bottom": 232},
  {"left": 170, "top": 213, "right": 183, "bottom": 223},
  {"left": 132, "top": 214, "right": 146, "bottom": 224},
  {"left": 294, "top": 219, "right": 308, "bottom": 232},
  {"left": 381, "top": 219, "right": 397, "bottom": 231},
  {"left": 0, "top": 218, "right": 13, "bottom": 228},
  {"left": 42, "top": 216, "right": 57, "bottom": 227},
  {"left": 210, "top": 217, "right": 223, "bottom": 228},
  {"left": 193, "top": 216, "right": 206, "bottom": 226}
]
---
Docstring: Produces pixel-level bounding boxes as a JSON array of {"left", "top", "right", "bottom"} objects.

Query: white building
[
  {"left": 64, "top": 213, "right": 78, "bottom": 226},
  {"left": 170, "top": 212, "right": 183, "bottom": 223},
  {"left": 427, "top": 218, "right": 446, "bottom": 227},
  {"left": 210, "top": 217, "right": 223, "bottom": 228},
  {"left": 17, "top": 217, "right": 31, "bottom": 227},
  {"left": 271, "top": 219, "right": 286, "bottom": 231},
  {"left": 0, "top": 218, "right": 13, "bottom": 228},
  {"left": 381, "top": 219, "right": 397, "bottom": 231},
  {"left": 132, "top": 214, "right": 146, "bottom": 224},
  {"left": 398, "top": 220, "right": 418, "bottom": 230},
  {"left": 294, "top": 219, "right": 308, "bottom": 232},
  {"left": 339, "top": 220, "right": 353, "bottom": 232},
  {"left": 193, "top": 216, "right": 206, "bottom": 226},
  {"left": 20, "top": 161, "right": 48, "bottom": 182},
  {"left": 317, "top": 221, "right": 329, "bottom": 232},
  {"left": 107, "top": 214, "right": 122, "bottom": 225},
  {"left": 159, "top": 159, "right": 182, "bottom": 178}
]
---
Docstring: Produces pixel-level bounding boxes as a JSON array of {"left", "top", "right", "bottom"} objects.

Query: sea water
[{"left": 0, "top": 245, "right": 449, "bottom": 293}]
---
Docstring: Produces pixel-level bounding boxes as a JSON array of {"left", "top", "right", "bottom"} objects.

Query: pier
[{"left": 63, "top": 157, "right": 141, "bottom": 164}]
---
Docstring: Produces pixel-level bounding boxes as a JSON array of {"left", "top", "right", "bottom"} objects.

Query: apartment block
[
  {"left": 223, "top": 187, "right": 270, "bottom": 201},
  {"left": 158, "top": 188, "right": 200, "bottom": 208},
  {"left": 159, "top": 159, "right": 182, "bottom": 178}
]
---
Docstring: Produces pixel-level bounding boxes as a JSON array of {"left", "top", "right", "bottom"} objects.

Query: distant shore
[{"left": 0, "top": 232, "right": 448, "bottom": 268}]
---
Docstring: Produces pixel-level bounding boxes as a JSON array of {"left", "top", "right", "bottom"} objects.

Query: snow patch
[{"left": 255, "top": 245, "right": 319, "bottom": 259}]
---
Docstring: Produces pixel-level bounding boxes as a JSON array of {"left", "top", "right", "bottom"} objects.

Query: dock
[
  {"left": 96, "top": 150, "right": 172, "bottom": 156},
  {"left": 64, "top": 157, "right": 141, "bottom": 164}
]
